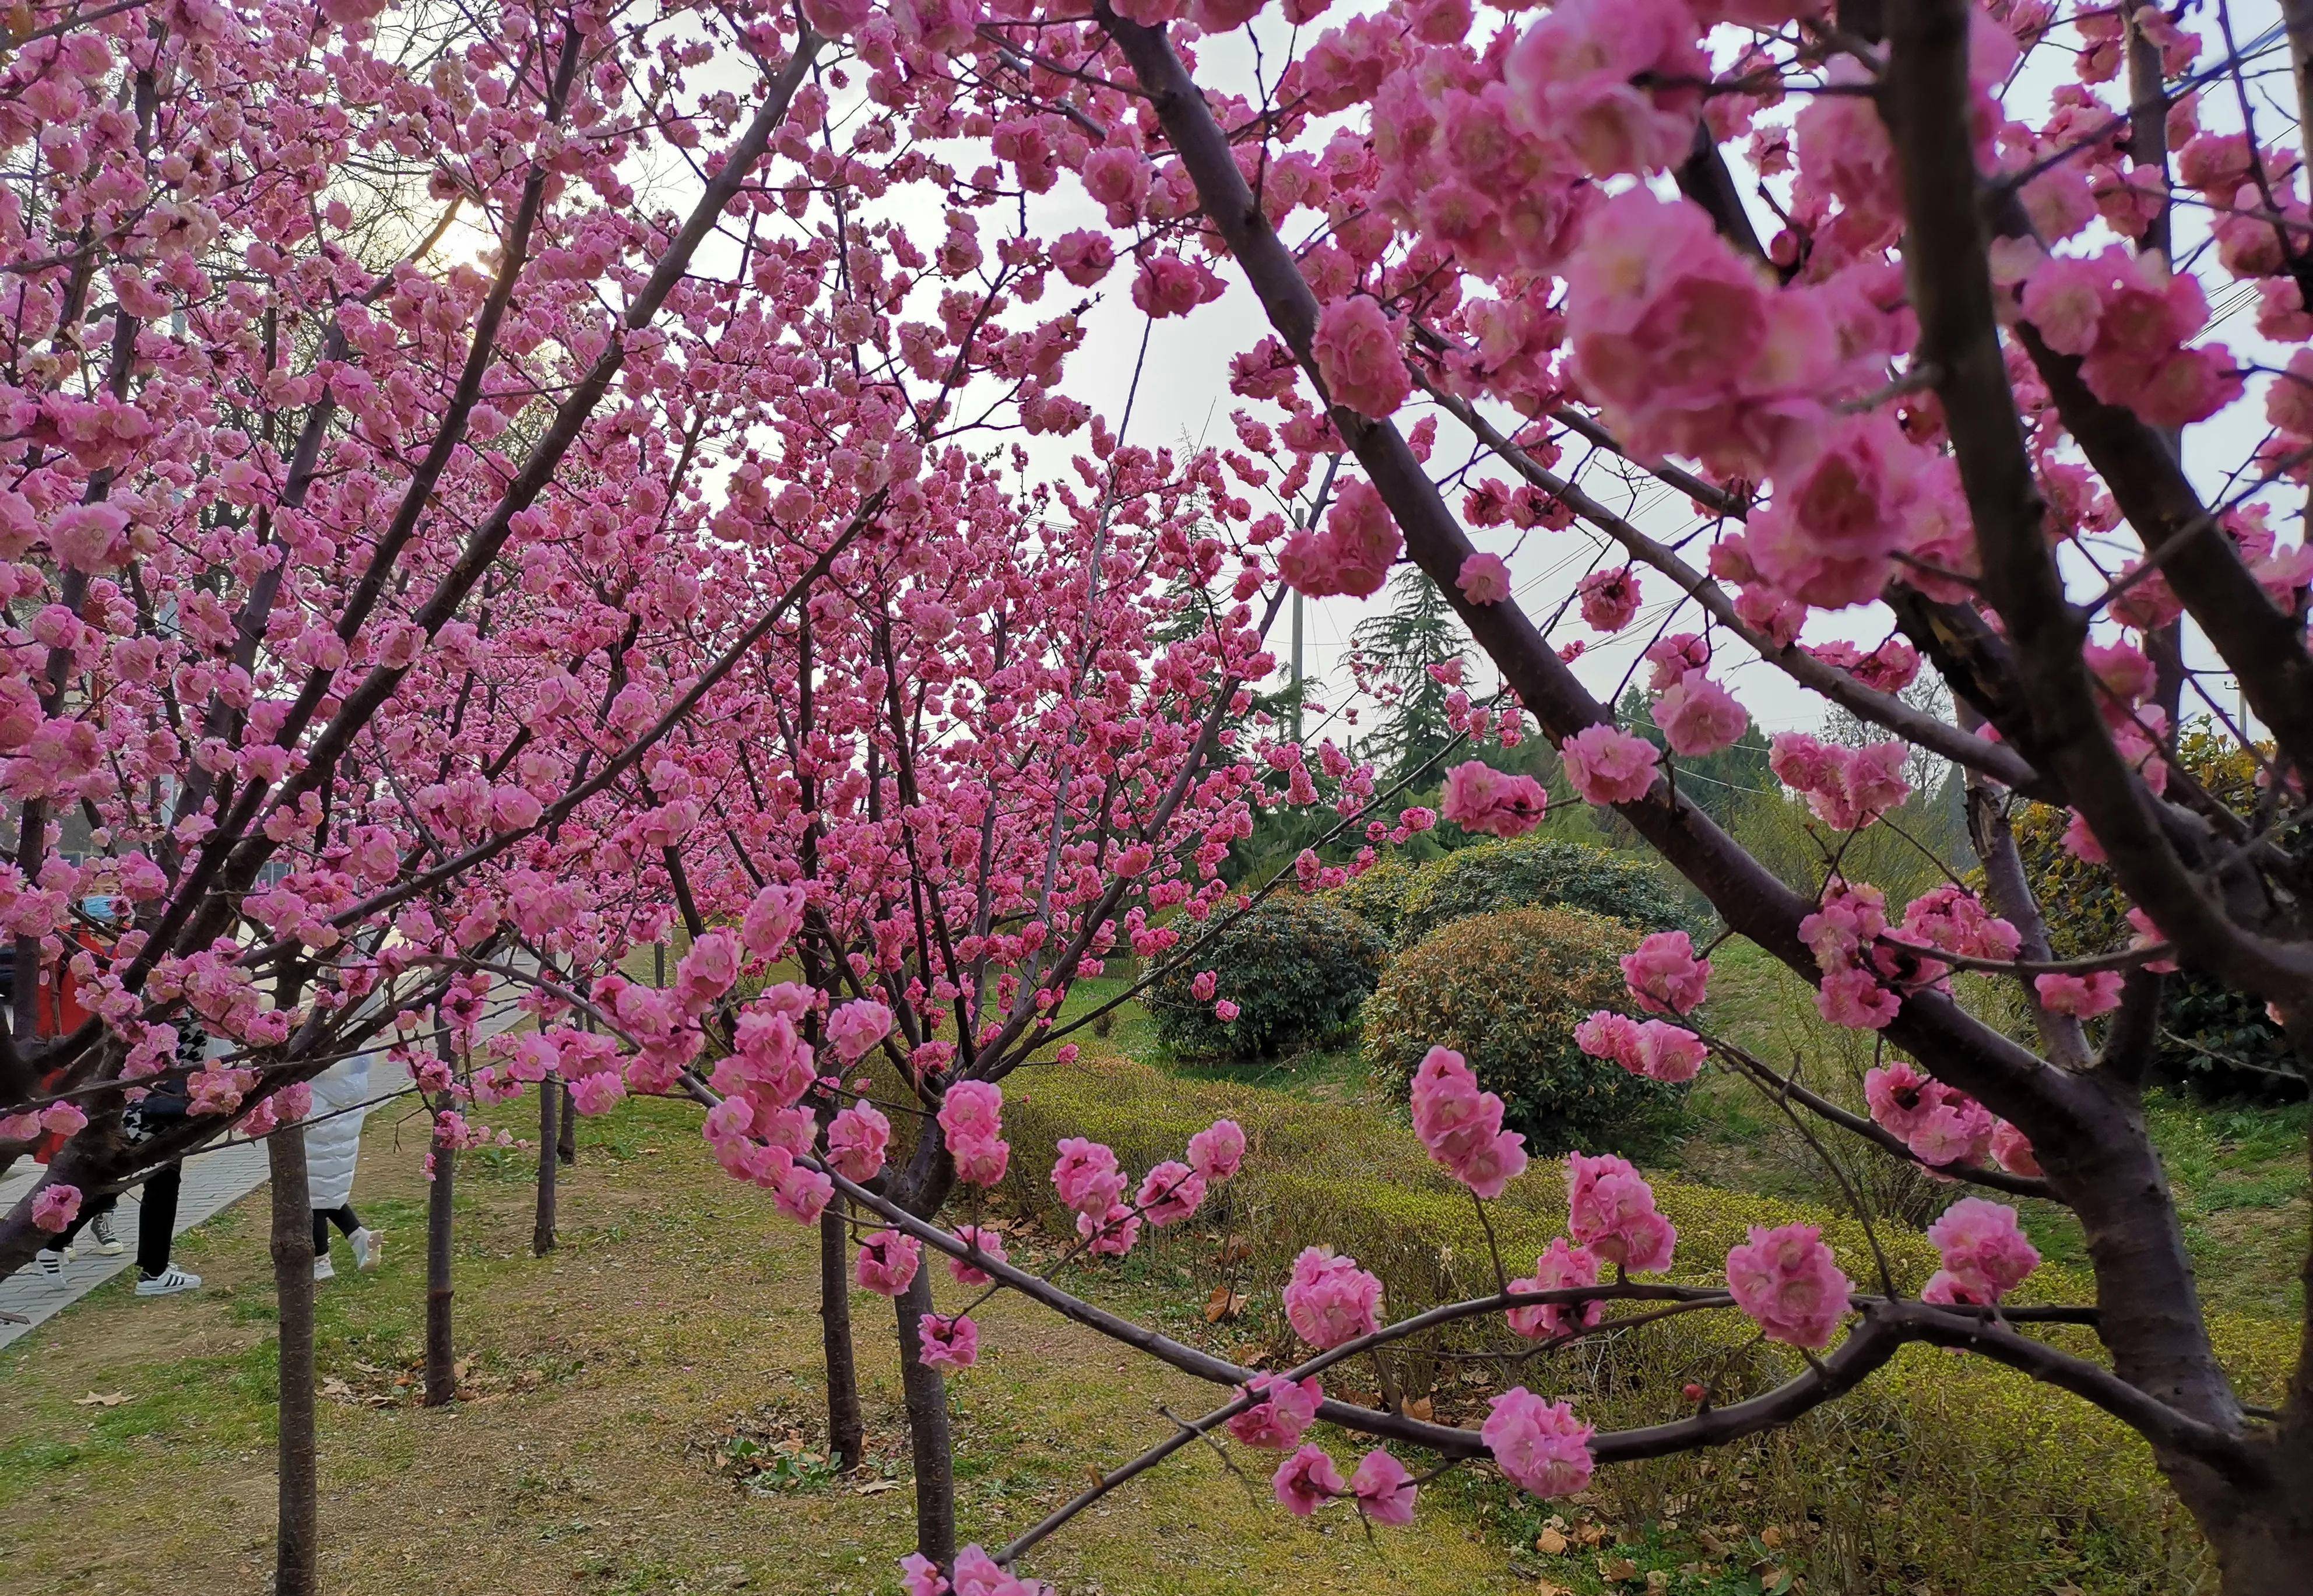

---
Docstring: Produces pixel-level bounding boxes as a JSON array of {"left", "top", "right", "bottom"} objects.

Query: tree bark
[
  {"left": 820, "top": 1190, "right": 865, "bottom": 1470},
  {"left": 268, "top": 1127, "right": 319, "bottom": 1596},
  {"left": 532, "top": 1082, "right": 557, "bottom": 1257},
  {"left": 423, "top": 1138, "right": 455, "bottom": 1406},
  {"left": 557, "top": 1078, "right": 577, "bottom": 1165},
  {"left": 894, "top": 1266, "right": 955, "bottom": 1569}
]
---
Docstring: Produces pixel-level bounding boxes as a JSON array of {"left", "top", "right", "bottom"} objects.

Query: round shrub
[
  {"left": 1391, "top": 835, "right": 1689, "bottom": 951},
  {"left": 1332, "top": 853, "right": 1422, "bottom": 941},
  {"left": 1147, "top": 896, "right": 1388, "bottom": 1059},
  {"left": 1365, "top": 906, "right": 1688, "bottom": 1155}
]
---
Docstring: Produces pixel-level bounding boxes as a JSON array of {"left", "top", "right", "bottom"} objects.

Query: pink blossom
[
  {"left": 1725, "top": 1223, "right": 1852, "bottom": 1349},
  {"left": 1645, "top": 632, "right": 1710, "bottom": 688},
  {"left": 2021, "top": 247, "right": 2241, "bottom": 428},
  {"left": 1213, "top": 998, "right": 1242, "bottom": 1022},
  {"left": 1620, "top": 930, "right": 1711, "bottom": 1015},
  {"left": 1284, "top": 1246, "right": 1384, "bottom": 1348},
  {"left": 1574, "top": 1010, "right": 1642, "bottom": 1069},
  {"left": 1559, "top": 725, "right": 1660, "bottom": 805},
  {"left": 1187, "top": 1118, "right": 1247, "bottom": 1182},
  {"left": 1440, "top": 760, "right": 1547, "bottom": 839},
  {"left": 948, "top": 1545, "right": 1052, "bottom": 1596},
  {"left": 1482, "top": 1388, "right": 1595, "bottom": 1497},
  {"left": 1818, "top": 965, "right": 1900, "bottom": 1029},
  {"left": 1278, "top": 480, "right": 1401, "bottom": 599},
  {"left": 1077, "top": 1200, "right": 1143, "bottom": 1257},
  {"left": 1653, "top": 674, "right": 1749, "bottom": 758},
  {"left": 1457, "top": 553, "right": 1513, "bottom": 604},
  {"left": 1627, "top": 1020, "right": 1707, "bottom": 1083},
  {"left": 2034, "top": 970, "right": 2125, "bottom": 1019},
  {"left": 1576, "top": 566, "right": 1641, "bottom": 632},
  {"left": 1409, "top": 1046, "right": 1530, "bottom": 1198},
  {"left": 938, "top": 1080, "right": 1010, "bottom": 1187},
  {"left": 1990, "top": 1120, "right": 2042, "bottom": 1177},
  {"left": 827, "top": 1102, "right": 892, "bottom": 1182},
  {"left": 568, "top": 1071, "right": 627, "bottom": 1115},
  {"left": 1349, "top": 1450, "right": 1418, "bottom": 1525},
  {"left": 740, "top": 883, "right": 806, "bottom": 959},
  {"left": 918, "top": 1313, "right": 980, "bottom": 1372},
  {"left": 1136, "top": 1159, "right": 1208, "bottom": 1225},
  {"left": 1273, "top": 1443, "right": 1347, "bottom": 1516},
  {"left": 1565, "top": 1151, "right": 1676, "bottom": 1272},
  {"left": 39, "top": 1101, "right": 89, "bottom": 1137},
  {"left": 1507, "top": 1238, "right": 1605, "bottom": 1340},
  {"left": 31, "top": 1182, "right": 80, "bottom": 1233},
  {"left": 1131, "top": 254, "right": 1225, "bottom": 319},
  {"left": 1225, "top": 1371, "right": 1324, "bottom": 1449},
  {"left": 1312, "top": 296, "right": 1410, "bottom": 418},
  {"left": 948, "top": 1223, "right": 1010, "bottom": 1286},
  {"left": 1506, "top": 0, "right": 1707, "bottom": 177},
  {"left": 1927, "top": 1197, "right": 2041, "bottom": 1304},
  {"left": 1052, "top": 1137, "right": 1126, "bottom": 1216},
  {"left": 825, "top": 998, "right": 894, "bottom": 1062},
  {"left": 1770, "top": 733, "right": 1912, "bottom": 830},
  {"left": 855, "top": 1229, "right": 923, "bottom": 1297}
]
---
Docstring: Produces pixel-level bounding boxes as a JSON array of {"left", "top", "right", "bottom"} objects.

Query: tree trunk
[
  {"left": 819, "top": 1189, "right": 865, "bottom": 1470},
  {"left": 423, "top": 1140, "right": 455, "bottom": 1407},
  {"left": 532, "top": 1083, "right": 557, "bottom": 1257},
  {"left": 894, "top": 1266, "right": 956, "bottom": 1569},
  {"left": 268, "top": 1128, "right": 319, "bottom": 1596},
  {"left": 2198, "top": 1448, "right": 2313, "bottom": 1596},
  {"left": 556, "top": 1080, "right": 577, "bottom": 1165}
]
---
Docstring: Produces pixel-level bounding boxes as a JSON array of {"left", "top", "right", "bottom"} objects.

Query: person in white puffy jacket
[{"left": 303, "top": 1054, "right": 381, "bottom": 1281}]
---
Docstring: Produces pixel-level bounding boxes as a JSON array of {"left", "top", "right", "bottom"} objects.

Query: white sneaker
[
  {"left": 88, "top": 1210, "right": 123, "bottom": 1256},
  {"left": 349, "top": 1228, "right": 381, "bottom": 1270},
  {"left": 59, "top": 1241, "right": 75, "bottom": 1262},
  {"left": 313, "top": 1254, "right": 336, "bottom": 1282},
  {"left": 33, "top": 1248, "right": 66, "bottom": 1286},
  {"left": 134, "top": 1264, "right": 201, "bottom": 1296}
]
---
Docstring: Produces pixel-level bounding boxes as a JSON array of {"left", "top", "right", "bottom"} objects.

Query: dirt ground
[{"left": 0, "top": 1093, "right": 1528, "bottom": 1596}]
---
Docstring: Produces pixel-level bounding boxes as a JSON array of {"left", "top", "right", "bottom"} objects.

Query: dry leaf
[
  {"left": 855, "top": 1479, "right": 899, "bottom": 1496},
  {"left": 1216, "top": 1234, "right": 1253, "bottom": 1266},
  {"left": 1760, "top": 1569, "right": 1791, "bottom": 1593},
  {"left": 1202, "top": 1287, "right": 1247, "bottom": 1324},
  {"left": 1646, "top": 1573, "right": 1669, "bottom": 1594},
  {"left": 319, "top": 1376, "right": 354, "bottom": 1399},
  {"left": 1760, "top": 1525, "right": 1785, "bottom": 1549},
  {"left": 72, "top": 1391, "right": 129, "bottom": 1407},
  {"left": 1599, "top": 1556, "right": 1638, "bottom": 1581},
  {"left": 1577, "top": 1524, "right": 1610, "bottom": 1548},
  {"left": 1697, "top": 1530, "right": 1731, "bottom": 1558},
  {"left": 1535, "top": 1528, "right": 1568, "bottom": 1555},
  {"left": 1532, "top": 1583, "right": 1570, "bottom": 1596},
  {"left": 1400, "top": 1396, "right": 1433, "bottom": 1423}
]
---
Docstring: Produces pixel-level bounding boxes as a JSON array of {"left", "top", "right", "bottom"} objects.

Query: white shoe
[
  {"left": 349, "top": 1228, "right": 381, "bottom": 1270},
  {"left": 59, "top": 1241, "right": 76, "bottom": 1262},
  {"left": 313, "top": 1254, "right": 336, "bottom": 1282},
  {"left": 134, "top": 1264, "right": 201, "bottom": 1296},
  {"left": 33, "top": 1248, "right": 66, "bottom": 1287},
  {"left": 88, "top": 1210, "right": 123, "bottom": 1256}
]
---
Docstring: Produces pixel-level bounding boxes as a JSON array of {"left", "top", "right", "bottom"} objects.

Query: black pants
[
  {"left": 312, "top": 1204, "right": 360, "bottom": 1255},
  {"left": 134, "top": 1163, "right": 182, "bottom": 1279}
]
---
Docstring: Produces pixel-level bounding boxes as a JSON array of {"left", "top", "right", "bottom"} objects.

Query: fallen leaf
[
  {"left": 854, "top": 1480, "right": 899, "bottom": 1496},
  {"left": 1697, "top": 1530, "right": 1731, "bottom": 1558},
  {"left": 1760, "top": 1525, "right": 1785, "bottom": 1549},
  {"left": 1202, "top": 1287, "right": 1247, "bottom": 1324},
  {"left": 1760, "top": 1569, "right": 1791, "bottom": 1594},
  {"left": 1599, "top": 1556, "right": 1637, "bottom": 1581},
  {"left": 1535, "top": 1528, "right": 1568, "bottom": 1556},
  {"left": 1646, "top": 1573, "right": 1669, "bottom": 1594},
  {"left": 1533, "top": 1584, "right": 1570, "bottom": 1596},
  {"left": 1400, "top": 1395, "right": 1433, "bottom": 1423},
  {"left": 319, "top": 1376, "right": 354, "bottom": 1399},
  {"left": 72, "top": 1391, "right": 129, "bottom": 1407},
  {"left": 1216, "top": 1234, "right": 1253, "bottom": 1266},
  {"left": 1577, "top": 1523, "right": 1611, "bottom": 1548}
]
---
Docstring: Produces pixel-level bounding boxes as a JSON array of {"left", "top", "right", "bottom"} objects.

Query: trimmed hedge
[
  {"left": 1331, "top": 852, "right": 1422, "bottom": 941},
  {"left": 999, "top": 1050, "right": 2291, "bottom": 1596},
  {"left": 1144, "top": 895, "right": 1387, "bottom": 1058},
  {"left": 1390, "top": 834, "right": 1690, "bottom": 950},
  {"left": 1365, "top": 906, "right": 1688, "bottom": 1156}
]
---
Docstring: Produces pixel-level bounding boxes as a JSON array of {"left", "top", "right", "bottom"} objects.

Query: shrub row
[{"left": 999, "top": 1052, "right": 2291, "bottom": 1595}]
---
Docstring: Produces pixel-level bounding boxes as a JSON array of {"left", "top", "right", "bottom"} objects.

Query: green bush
[
  {"left": 1145, "top": 895, "right": 1387, "bottom": 1059},
  {"left": 999, "top": 1050, "right": 2292, "bottom": 1596},
  {"left": 1331, "top": 852, "right": 1422, "bottom": 941},
  {"left": 1365, "top": 906, "right": 1686, "bottom": 1155},
  {"left": 1390, "top": 834, "right": 1689, "bottom": 951}
]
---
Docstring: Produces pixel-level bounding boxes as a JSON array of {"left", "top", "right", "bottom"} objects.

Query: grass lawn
[{"left": 1, "top": 1082, "right": 1552, "bottom": 1596}]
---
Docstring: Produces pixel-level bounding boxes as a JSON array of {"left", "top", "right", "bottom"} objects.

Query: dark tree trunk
[
  {"left": 894, "top": 1266, "right": 955, "bottom": 1569},
  {"left": 532, "top": 1082, "right": 557, "bottom": 1257},
  {"left": 819, "top": 1189, "right": 865, "bottom": 1470},
  {"left": 556, "top": 1080, "right": 577, "bottom": 1165},
  {"left": 423, "top": 1139, "right": 455, "bottom": 1406},
  {"left": 268, "top": 1128, "right": 319, "bottom": 1596}
]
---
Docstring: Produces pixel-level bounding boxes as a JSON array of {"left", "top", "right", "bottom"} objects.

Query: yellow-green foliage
[
  {"left": 1331, "top": 852, "right": 1423, "bottom": 941},
  {"left": 1001, "top": 1051, "right": 2296, "bottom": 1595},
  {"left": 1365, "top": 906, "right": 1686, "bottom": 1155}
]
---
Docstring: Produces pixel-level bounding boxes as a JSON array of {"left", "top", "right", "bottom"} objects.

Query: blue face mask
[{"left": 81, "top": 896, "right": 119, "bottom": 922}]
